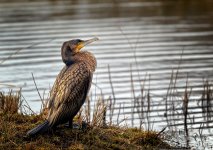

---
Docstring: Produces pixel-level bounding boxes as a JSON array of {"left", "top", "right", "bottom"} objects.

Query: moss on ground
[{"left": 0, "top": 113, "right": 172, "bottom": 150}]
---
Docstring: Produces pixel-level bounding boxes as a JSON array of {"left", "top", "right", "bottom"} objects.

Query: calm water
[{"left": 0, "top": 0, "right": 213, "bottom": 149}]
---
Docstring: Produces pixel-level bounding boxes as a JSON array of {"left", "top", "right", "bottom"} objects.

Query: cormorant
[{"left": 27, "top": 37, "right": 98, "bottom": 136}]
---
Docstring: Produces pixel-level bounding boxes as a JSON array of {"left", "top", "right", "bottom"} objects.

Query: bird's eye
[{"left": 76, "top": 39, "right": 82, "bottom": 43}]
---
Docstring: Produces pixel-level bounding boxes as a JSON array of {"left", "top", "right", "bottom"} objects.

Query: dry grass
[
  {"left": 0, "top": 91, "right": 171, "bottom": 150},
  {"left": 0, "top": 90, "right": 21, "bottom": 114},
  {"left": 1, "top": 70, "right": 212, "bottom": 149}
]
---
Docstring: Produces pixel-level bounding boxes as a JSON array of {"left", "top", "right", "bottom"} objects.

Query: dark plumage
[{"left": 27, "top": 38, "right": 98, "bottom": 136}]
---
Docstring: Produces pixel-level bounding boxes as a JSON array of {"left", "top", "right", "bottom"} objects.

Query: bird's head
[{"left": 61, "top": 37, "right": 98, "bottom": 65}]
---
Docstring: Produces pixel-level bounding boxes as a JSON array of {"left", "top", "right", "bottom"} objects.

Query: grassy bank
[
  {"left": 0, "top": 91, "right": 171, "bottom": 150},
  {"left": 0, "top": 113, "right": 171, "bottom": 149}
]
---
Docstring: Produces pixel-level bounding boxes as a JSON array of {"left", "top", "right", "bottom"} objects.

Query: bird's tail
[{"left": 27, "top": 120, "right": 50, "bottom": 136}]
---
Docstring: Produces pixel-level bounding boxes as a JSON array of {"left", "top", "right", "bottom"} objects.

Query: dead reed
[
  {"left": 0, "top": 90, "right": 21, "bottom": 114},
  {"left": 1, "top": 65, "right": 212, "bottom": 149}
]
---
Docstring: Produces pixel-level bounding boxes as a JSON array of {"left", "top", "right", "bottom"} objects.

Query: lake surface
[{"left": 0, "top": 0, "right": 213, "bottom": 149}]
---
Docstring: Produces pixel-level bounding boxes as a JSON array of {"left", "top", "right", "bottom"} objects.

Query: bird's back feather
[{"left": 47, "top": 62, "right": 92, "bottom": 127}]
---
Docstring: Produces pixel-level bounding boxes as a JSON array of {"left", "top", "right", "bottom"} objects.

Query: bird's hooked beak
[{"left": 76, "top": 37, "right": 99, "bottom": 52}]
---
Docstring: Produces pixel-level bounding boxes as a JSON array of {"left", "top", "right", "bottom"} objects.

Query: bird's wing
[
  {"left": 48, "top": 66, "right": 68, "bottom": 109},
  {"left": 47, "top": 63, "right": 92, "bottom": 126}
]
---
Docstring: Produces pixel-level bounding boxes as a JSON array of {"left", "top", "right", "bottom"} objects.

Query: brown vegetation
[{"left": 0, "top": 91, "right": 171, "bottom": 150}]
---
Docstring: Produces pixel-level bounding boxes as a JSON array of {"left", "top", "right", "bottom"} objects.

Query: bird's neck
[{"left": 67, "top": 51, "right": 97, "bottom": 72}]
